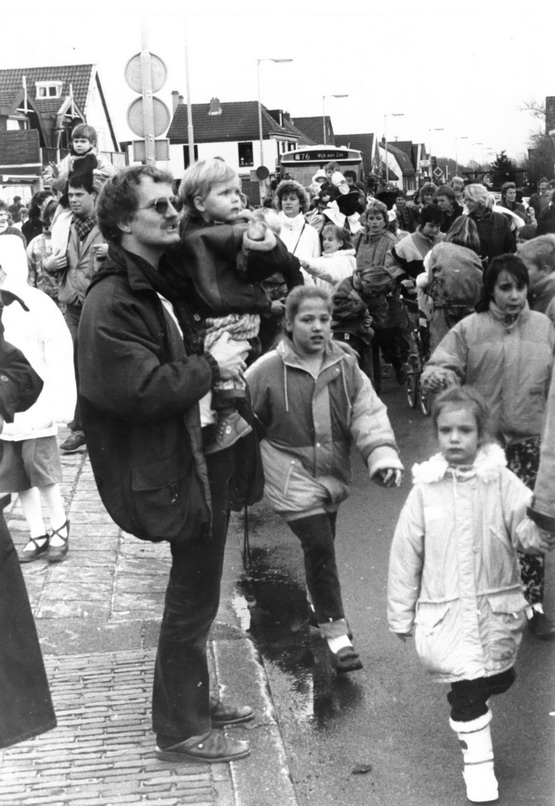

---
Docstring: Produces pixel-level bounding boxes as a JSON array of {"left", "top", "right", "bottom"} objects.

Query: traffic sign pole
[{"left": 140, "top": 28, "right": 156, "bottom": 166}]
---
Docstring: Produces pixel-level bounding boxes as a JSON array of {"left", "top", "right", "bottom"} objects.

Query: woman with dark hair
[
  {"left": 246, "top": 285, "right": 403, "bottom": 672},
  {"left": 422, "top": 254, "right": 555, "bottom": 638},
  {"left": 274, "top": 179, "right": 321, "bottom": 279},
  {"left": 418, "top": 216, "right": 483, "bottom": 349},
  {"left": 499, "top": 181, "right": 527, "bottom": 224},
  {"left": 21, "top": 191, "right": 54, "bottom": 244}
]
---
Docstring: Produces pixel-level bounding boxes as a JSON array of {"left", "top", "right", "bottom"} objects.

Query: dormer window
[{"left": 36, "top": 81, "right": 63, "bottom": 99}]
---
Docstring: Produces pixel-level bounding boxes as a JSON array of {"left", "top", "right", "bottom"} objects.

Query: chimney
[
  {"left": 179, "top": 95, "right": 184, "bottom": 105},
  {"left": 208, "top": 97, "right": 222, "bottom": 116},
  {"left": 171, "top": 90, "right": 180, "bottom": 113}
]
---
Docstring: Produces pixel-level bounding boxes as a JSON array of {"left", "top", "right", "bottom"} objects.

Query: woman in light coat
[
  {"left": 274, "top": 179, "right": 321, "bottom": 282},
  {"left": 422, "top": 253, "right": 555, "bottom": 638},
  {"left": 0, "top": 235, "right": 76, "bottom": 563}
]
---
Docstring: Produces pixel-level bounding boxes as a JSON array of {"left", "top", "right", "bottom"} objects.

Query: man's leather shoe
[
  {"left": 155, "top": 730, "right": 250, "bottom": 763},
  {"left": 210, "top": 699, "right": 254, "bottom": 726},
  {"left": 528, "top": 610, "right": 555, "bottom": 640}
]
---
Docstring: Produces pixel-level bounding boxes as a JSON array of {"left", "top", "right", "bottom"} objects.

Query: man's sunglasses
[{"left": 139, "top": 196, "right": 183, "bottom": 215}]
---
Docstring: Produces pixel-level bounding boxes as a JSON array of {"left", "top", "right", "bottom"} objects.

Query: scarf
[{"left": 72, "top": 214, "right": 96, "bottom": 242}]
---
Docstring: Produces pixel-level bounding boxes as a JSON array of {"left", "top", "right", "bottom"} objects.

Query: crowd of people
[{"left": 1, "top": 125, "right": 555, "bottom": 805}]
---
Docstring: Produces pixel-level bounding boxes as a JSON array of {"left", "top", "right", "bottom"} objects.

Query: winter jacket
[
  {"left": 0, "top": 235, "right": 75, "bottom": 441},
  {"left": 536, "top": 204, "right": 555, "bottom": 237},
  {"left": 528, "top": 368, "right": 555, "bottom": 531},
  {"left": 302, "top": 249, "right": 356, "bottom": 289},
  {"left": 0, "top": 315, "right": 56, "bottom": 750},
  {"left": 331, "top": 275, "right": 374, "bottom": 344},
  {"left": 246, "top": 339, "right": 402, "bottom": 521},
  {"left": 176, "top": 217, "right": 297, "bottom": 319},
  {"left": 392, "top": 230, "right": 444, "bottom": 280},
  {"left": 530, "top": 271, "right": 555, "bottom": 325},
  {"left": 54, "top": 220, "right": 105, "bottom": 306},
  {"left": 276, "top": 212, "right": 321, "bottom": 282},
  {"left": 421, "top": 305, "right": 555, "bottom": 445},
  {"left": 468, "top": 209, "right": 516, "bottom": 264},
  {"left": 78, "top": 243, "right": 213, "bottom": 545},
  {"left": 49, "top": 148, "right": 116, "bottom": 195},
  {"left": 387, "top": 444, "right": 545, "bottom": 683}
]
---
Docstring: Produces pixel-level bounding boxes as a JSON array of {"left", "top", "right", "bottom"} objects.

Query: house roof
[
  {"left": 0, "top": 64, "right": 95, "bottom": 113},
  {"left": 387, "top": 143, "right": 416, "bottom": 175},
  {"left": 391, "top": 140, "right": 415, "bottom": 167},
  {"left": 291, "top": 116, "right": 328, "bottom": 145},
  {"left": 167, "top": 100, "right": 295, "bottom": 143},
  {"left": 334, "top": 133, "right": 376, "bottom": 174},
  {"left": 0, "top": 64, "right": 118, "bottom": 150}
]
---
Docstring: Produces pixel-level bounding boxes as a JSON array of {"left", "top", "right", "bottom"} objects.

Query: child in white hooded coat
[
  {"left": 0, "top": 235, "right": 76, "bottom": 563},
  {"left": 387, "top": 385, "right": 554, "bottom": 804}
]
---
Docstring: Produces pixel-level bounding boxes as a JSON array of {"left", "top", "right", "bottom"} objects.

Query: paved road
[{"left": 239, "top": 379, "right": 555, "bottom": 806}]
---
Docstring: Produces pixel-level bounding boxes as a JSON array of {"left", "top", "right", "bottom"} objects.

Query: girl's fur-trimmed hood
[{"left": 412, "top": 442, "right": 506, "bottom": 485}]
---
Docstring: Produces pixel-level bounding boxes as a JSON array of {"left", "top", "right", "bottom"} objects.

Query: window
[
  {"left": 36, "top": 81, "right": 63, "bottom": 99},
  {"left": 238, "top": 142, "right": 254, "bottom": 168}
]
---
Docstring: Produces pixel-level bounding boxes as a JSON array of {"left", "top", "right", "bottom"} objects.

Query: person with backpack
[{"left": 417, "top": 216, "right": 483, "bottom": 350}]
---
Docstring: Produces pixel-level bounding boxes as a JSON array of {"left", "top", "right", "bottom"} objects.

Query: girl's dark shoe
[
  {"left": 47, "top": 519, "right": 70, "bottom": 563},
  {"left": 329, "top": 645, "right": 363, "bottom": 673},
  {"left": 20, "top": 534, "right": 49, "bottom": 563}
]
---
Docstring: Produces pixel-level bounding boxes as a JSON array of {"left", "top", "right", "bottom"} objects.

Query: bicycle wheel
[
  {"left": 419, "top": 382, "right": 431, "bottom": 416},
  {"left": 406, "top": 373, "right": 417, "bottom": 408}
]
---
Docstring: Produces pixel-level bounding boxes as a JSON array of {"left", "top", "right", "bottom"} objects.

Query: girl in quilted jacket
[
  {"left": 387, "top": 386, "right": 554, "bottom": 804},
  {"left": 247, "top": 285, "right": 403, "bottom": 674}
]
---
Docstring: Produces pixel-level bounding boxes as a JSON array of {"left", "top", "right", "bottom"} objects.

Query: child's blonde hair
[
  {"left": 179, "top": 158, "right": 239, "bottom": 214},
  {"left": 431, "top": 386, "right": 491, "bottom": 443}
]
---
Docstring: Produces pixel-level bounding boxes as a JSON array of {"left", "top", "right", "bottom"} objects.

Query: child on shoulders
[{"left": 43, "top": 124, "right": 115, "bottom": 256}]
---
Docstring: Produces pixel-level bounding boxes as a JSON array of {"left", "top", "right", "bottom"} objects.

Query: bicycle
[{"left": 404, "top": 306, "right": 431, "bottom": 416}]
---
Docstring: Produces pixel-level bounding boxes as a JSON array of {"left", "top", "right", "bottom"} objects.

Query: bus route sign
[{"left": 292, "top": 150, "right": 348, "bottom": 162}]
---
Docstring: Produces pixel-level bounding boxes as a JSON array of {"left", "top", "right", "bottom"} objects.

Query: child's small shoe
[
  {"left": 204, "top": 412, "right": 252, "bottom": 455},
  {"left": 47, "top": 519, "right": 70, "bottom": 563},
  {"left": 20, "top": 534, "right": 49, "bottom": 563}
]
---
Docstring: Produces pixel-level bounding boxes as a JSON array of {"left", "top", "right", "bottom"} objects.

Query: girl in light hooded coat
[
  {"left": 388, "top": 386, "right": 554, "bottom": 804},
  {"left": 0, "top": 235, "right": 76, "bottom": 563}
]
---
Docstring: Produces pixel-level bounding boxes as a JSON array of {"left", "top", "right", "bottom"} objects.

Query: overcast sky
[{"left": 3, "top": 0, "right": 553, "bottom": 167}]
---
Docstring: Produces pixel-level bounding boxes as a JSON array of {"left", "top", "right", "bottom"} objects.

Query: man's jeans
[{"left": 152, "top": 448, "right": 234, "bottom": 741}]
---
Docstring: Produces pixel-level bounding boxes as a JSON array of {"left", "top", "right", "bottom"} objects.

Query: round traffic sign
[
  {"left": 125, "top": 52, "right": 167, "bottom": 94},
  {"left": 255, "top": 166, "right": 270, "bottom": 180},
  {"left": 127, "top": 97, "right": 171, "bottom": 138}
]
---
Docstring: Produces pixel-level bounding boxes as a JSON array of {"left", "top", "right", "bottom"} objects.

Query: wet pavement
[{"left": 0, "top": 429, "right": 297, "bottom": 806}]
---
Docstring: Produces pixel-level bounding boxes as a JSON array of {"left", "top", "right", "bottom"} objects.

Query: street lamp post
[
  {"left": 454, "top": 135, "right": 468, "bottom": 176},
  {"left": 428, "top": 127, "right": 444, "bottom": 178},
  {"left": 257, "top": 58, "right": 293, "bottom": 171},
  {"left": 472, "top": 142, "right": 483, "bottom": 178},
  {"left": 384, "top": 113, "right": 404, "bottom": 184},
  {"left": 322, "top": 94, "right": 349, "bottom": 145}
]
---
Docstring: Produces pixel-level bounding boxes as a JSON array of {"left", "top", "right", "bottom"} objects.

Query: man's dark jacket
[{"left": 78, "top": 243, "right": 215, "bottom": 544}]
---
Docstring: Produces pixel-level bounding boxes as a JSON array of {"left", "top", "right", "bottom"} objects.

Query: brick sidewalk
[{"left": 0, "top": 435, "right": 297, "bottom": 806}]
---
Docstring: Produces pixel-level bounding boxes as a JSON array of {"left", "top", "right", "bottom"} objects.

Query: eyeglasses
[{"left": 138, "top": 196, "right": 183, "bottom": 215}]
